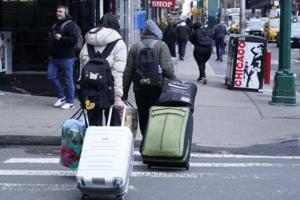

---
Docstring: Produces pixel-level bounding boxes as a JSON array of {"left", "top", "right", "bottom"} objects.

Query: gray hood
[{"left": 142, "top": 19, "right": 162, "bottom": 40}]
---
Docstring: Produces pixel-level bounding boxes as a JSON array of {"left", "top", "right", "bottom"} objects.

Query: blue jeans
[
  {"left": 47, "top": 58, "right": 75, "bottom": 103},
  {"left": 215, "top": 37, "right": 225, "bottom": 60}
]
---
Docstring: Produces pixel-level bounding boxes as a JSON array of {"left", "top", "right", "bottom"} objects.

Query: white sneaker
[
  {"left": 61, "top": 103, "right": 74, "bottom": 110},
  {"left": 53, "top": 97, "right": 66, "bottom": 107}
]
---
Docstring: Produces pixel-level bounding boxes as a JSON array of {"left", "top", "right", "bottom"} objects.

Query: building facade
[{"left": 0, "top": 0, "right": 140, "bottom": 74}]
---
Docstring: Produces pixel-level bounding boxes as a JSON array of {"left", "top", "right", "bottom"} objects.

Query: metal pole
[
  {"left": 223, "top": 0, "right": 227, "bottom": 23},
  {"left": 271, "top": 0, "right": 296, "bottom": 105},
  {"left": 240, "top": 0, "right": 245, "bottom": 35}
]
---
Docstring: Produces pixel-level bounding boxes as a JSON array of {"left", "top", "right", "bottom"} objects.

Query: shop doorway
[{"left": 0, "top": 0, "right": 97, "bottom": 72}]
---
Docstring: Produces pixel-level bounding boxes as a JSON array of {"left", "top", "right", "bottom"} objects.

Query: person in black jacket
[
  {"left": 163, "top": 18, "right": 177, "bottom": 58},
  {"left": 48, "top": 5, "right": 78, "bottom": 109},
  {"left": 176, "top": 20, "right": 190, "bottom": 60},
  {"left": 190, "top": 22, "right": 212, "bottom": 84}
]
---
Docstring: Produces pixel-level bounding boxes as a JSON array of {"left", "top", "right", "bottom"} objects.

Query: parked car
[
  {"left": 276, "top": 22, "right": 300, "bottom": 48},
  {"left": 245, "top": 19, "right": 264, "bottom": 37},
  {"left": 264, "top": 18, "right": 280, "bottom": 42}
]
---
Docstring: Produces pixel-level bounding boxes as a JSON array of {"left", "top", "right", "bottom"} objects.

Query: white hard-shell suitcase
[{"left": 76, "top": 107, "right": 134, "bottom": 200}]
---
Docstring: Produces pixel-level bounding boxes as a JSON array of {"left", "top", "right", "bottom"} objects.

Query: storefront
[{"left": 0, "top": 0, "right": 139, "bottom": 73}]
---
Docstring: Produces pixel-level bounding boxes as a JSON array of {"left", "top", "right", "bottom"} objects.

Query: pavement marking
[
  {"left": 0, "top": 169, "right": 298, "bottom": 179},
  {"left": 0, "top": 182, "right": 76, "bottom": 192},
  {"left": 134, "top": 151, "right": 300, "bottom": 160},
  {"left": 1, "top": 160, "right": 300, "bottom": 177},
  {"left": 4, "top": 152, "right": 300, "bottom": 164},
  {"left": 4, "top": 158, "right": 59, "bottom": 164},
  {"left": 0, "top": 182, "right": 137, "bottom": 192}
]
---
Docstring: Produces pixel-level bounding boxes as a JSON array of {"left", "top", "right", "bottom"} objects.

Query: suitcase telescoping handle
[{"left": 105, "top": 105, "right": 127, "bottom": 127}]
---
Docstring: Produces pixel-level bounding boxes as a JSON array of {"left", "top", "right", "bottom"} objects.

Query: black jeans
[
  {"left": 177, "top": 39, "right": 187, "bottom": 59},
  {"left": 134, "top": 87, "right": 161, "bottom": 137},
  {"left": 87, "top": 106, "right": 121, "bottom": 126},
  {"left": 193, "top": 46, "right": 212, "bottom": 78}
]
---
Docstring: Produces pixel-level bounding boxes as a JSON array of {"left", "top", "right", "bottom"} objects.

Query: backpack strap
[
  {"left": 60, "top": 20, "right": 72, "bottom": 30},
  {"left": 138, "top": 40, "right": 159, "bottom": 49},
  {"left": 87, "top": 39, "right": 120, "bottom": 59},
  {"left": 87, "top": 44, "right": 97, "bottom": 58},
  {"left": 149, "top": 40, "right": 159, "bottom": 49},
  {"left": 137, "top": 41, "right": 146, "bottom": 49},
  {"left": 99, "top": 39, "right": 120, "bottom": 59}
]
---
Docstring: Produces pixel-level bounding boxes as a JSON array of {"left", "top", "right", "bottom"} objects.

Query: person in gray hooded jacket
[{"left": 123, "top": 19, "right": 176, "bottom": 137}]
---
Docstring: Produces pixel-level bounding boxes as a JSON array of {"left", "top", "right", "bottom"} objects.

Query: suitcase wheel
[
  {"left": 81, "top": 194, "right": 89, "bottom": 200},
  {"left": 116, "top": 195, "right": 125, "bottom": 200},
  {"left": 185, "top": 163, "right": 190, "bottom": 170}
]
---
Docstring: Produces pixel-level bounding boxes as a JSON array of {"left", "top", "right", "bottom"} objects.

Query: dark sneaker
[
  {"left": 197, "top": 77, "right": 203, "bottom": 82},
  {"left": 202, "top": 77, "right": 207, "bottom": 84}
]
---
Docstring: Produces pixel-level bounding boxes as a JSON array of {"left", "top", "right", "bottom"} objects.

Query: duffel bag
[
  {"left": 60, "top": 108, "right": 88, "bottom": 170},
  {"left": 157, "top": 78, "right": 197, "bottom": 108}
]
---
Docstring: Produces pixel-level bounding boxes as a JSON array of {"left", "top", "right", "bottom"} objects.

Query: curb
[{"left": 0, "top": 135, "right": 142, "bottom": 147}]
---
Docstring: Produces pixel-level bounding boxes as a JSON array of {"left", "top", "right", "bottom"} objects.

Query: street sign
[{"left": 150, "top": 0, "right": 176, "bottom": 9}]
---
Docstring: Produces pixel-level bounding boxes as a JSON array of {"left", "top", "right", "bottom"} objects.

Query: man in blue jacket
[{"left": 48, "top": 5, "right": 78, "bottom": 109}]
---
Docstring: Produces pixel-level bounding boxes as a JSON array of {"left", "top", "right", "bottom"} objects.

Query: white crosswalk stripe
[
  {"left": 1, "top": 152, "right": 300, "bottom": 179},
  {"left": 1, "top": 152, "right": 300, "bottom": 192},
  {"left": 4, "top": 151, "right": 300, "bottom": 164}
]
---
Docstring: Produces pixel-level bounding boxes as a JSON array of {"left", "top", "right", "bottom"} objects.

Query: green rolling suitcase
[{"left": 141, "top": 106, "right": 193, "bottom": 169}]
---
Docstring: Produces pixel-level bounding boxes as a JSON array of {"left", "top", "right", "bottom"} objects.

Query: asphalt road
[
  {"left": 0, "top": 145, "right": 300, "bottom": 200},
  {"left": 268, "top": 43, "right": 300, "bottom": 93}
]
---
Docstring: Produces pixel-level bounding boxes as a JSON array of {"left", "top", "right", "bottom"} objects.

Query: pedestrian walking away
[
  {"left": 122, "top": 19, "right": 176, "bottom": 138},
  {"left": 78, "top": 13, "right": 127, "bottom": 126},
  {"left": 212, "top": 18, "right": 227, "bottom": 62},
  {"left": 163, "top": 17, "right": 178, "bottom": 70},
  {"left": 176, "top": 20, "right": 190, "bottom": 61},
  {"left": 47, "top": 5, "right": 80, "bottom": 110},
  {"left": 163, "top": 18, "right": 177, "bottom": 58},
  {"left": 190, "top": 22, "right": 212, "bottom": 84}
]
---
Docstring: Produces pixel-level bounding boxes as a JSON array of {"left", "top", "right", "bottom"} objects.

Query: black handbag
[{"left": 156, "top": 78, "right": 197, "bottom": 109}]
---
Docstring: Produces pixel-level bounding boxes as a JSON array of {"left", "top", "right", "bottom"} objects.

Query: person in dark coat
[
  {"left": 212, "top": 19, "right": 227, "bottom": 62},
  {"left": 123, "top": 19, "right": 176, "bottom": 138},
  {"left": 48, "top": 5, "right": 78, "bottom": 110},
  {"left": 176, "top": 20, "right": 190, "bottom": 60},
  {"left": 190, "top": 22, "right": 212, "bottom": 84},
  {"left": 163, "top": 19, "right": 177, "bottom": 58}
]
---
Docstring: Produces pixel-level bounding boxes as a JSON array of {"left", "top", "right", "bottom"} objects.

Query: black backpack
[
  {"left": 59, "top": 20, "right": 84, "bottom": 53},
  {"left": 134, "top": 40, "right": 163, "bottom": 88},
  {"left": 196, "top": 28, "right": 212, "bottom": 49},
  {"left": 79, "top": 40, "right": 119, "bottom": 109}
]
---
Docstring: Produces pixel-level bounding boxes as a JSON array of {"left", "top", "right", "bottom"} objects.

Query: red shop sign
[{"left": 150, "top": 0, "right": 176, "bottom": 9}]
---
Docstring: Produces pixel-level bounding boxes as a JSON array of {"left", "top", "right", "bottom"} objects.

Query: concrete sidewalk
[{"left": 0, "top": 43, "right": 300, "bottom": 152}]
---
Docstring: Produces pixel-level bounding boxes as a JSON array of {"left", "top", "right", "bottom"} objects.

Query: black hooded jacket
[{"left": 48, "top": 17, "right": 77, "bottom": 58}]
